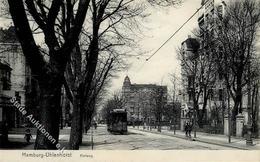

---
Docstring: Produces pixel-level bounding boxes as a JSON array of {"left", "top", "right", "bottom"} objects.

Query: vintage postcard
[{"left": 0, "top": 0, "right": 259, "bottom": 161}]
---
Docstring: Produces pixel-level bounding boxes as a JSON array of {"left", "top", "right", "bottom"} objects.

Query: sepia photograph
[{"left": 0, "top": 0, "right": 259, "bottom": 160}]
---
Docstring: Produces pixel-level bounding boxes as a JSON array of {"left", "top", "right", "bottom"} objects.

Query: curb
[{"left": 129, "top": 128, "right": 253, "bottom": 150}]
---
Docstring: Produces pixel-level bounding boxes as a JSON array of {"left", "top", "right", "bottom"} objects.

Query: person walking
[
  {"left": 184, "top": 122, "right": 189, "bottom": 137},
  {"left": 24, "top": 128, "right": 33, "bottom": 144},
  {"left": 187, "top": 122, "right": 192, "bottom": 138}
]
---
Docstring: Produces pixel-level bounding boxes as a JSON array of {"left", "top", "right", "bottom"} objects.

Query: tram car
[{"left": 107, "top": 109, "right": 127, "bottom": 134}]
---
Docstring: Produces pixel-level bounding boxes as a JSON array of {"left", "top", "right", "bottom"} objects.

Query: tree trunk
[
  {"left": 197, "top": 89, "right": 209, "bottom": 128},
  {"left": 197, "top": 109, "right": 206, "bottom": 128},
  {"left": 232, "top": 92, "right": 242, "bottom": 121},
  {"left": 232, "top": 73, "right": 243, "bottom": 120},
  {"left": 252, "top": 84, "right": 259, "bottom": 137},
  {"left": 34, "top": 78, "right": 62, "bottom": 149},
  {"left": 84, "top": 101, "right": 96, "bottom": 133},
  {"left": 69, "top": 97, "right": 82, "bottom": 150}
]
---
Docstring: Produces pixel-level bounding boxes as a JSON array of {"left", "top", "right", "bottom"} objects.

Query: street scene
[
  {"left": 0, "top": 0, "right": 260, "bottom": 151},
  {"left": 5, "top": 125, "right": 260, "bottom": 150}
]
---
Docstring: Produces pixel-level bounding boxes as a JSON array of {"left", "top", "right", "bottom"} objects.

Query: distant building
[{"left": 122, "top": 76, "right": 167, "bottom": 125}]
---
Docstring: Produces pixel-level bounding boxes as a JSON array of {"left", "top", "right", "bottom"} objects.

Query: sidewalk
[
  {"left": 1, "top": 128, "right": 71, "bottom": 149},
  {"left": 129, "top": 127, "right": 260, "bottom": 150}
]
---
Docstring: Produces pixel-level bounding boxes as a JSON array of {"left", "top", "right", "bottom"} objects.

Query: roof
[
  {"left": 131, "top": 84, "right": 167, "bottom": 92},
  {"left": 123, "top": 76, "right": 167, "bottom": 92},
  {"left": 111, "top": 109, "right": 127, "bottom": 113}
]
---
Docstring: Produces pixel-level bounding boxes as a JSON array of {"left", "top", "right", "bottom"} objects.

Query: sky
[
  {"left": 0, "top": 0, "right": 203, "bottom": 96},
  {"left": 109, "top": 0, "right": 202, "bottom": 94}
]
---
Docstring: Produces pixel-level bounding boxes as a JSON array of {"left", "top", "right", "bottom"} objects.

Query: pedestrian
[
  {"left": 24, "top": 128, "right": 33, "bottom": 144},
  {"left": 187, "top": 122, "right": 192, "bottom": 137},
  {"left": 94, "top": 122, "right": 97, "bottom": 129},
  {"left": 184, "top": 122, "right": 189, "bottom": 137}
]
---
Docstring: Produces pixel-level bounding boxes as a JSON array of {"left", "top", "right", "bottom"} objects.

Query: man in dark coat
[
  {"left": 187, "top": 122, "right": 192, "bottom": 137},
  {"left": 184, "top": 122, "right": 189, "bottom": 137}
]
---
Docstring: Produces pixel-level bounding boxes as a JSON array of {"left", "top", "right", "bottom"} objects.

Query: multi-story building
[
  {"left": 180, "top": 0, "right": 260, "bottom": 137},
  {"left": 180, "top": 36, "right": 199, "bottom": 108},
  {"left": 180, "top": 36, "right": 201, "bottom": 130},
  {"left": 122, "top": 76, "right": 167, "bottom": 125},
  {"left": 0, "top": 61, "right": 12, "bottom": 145},
  {"left": 198, "top": 0, "right": 227, "bottom": 31},
  {"left": 0, "top": 26, "right": 34, "bottom": 129},
  {"left": 180, "top": 0, "right": 229, "bottom": 131}
]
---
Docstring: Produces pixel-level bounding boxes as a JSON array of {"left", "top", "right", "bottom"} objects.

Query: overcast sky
[
  {"left": 0, "top": 0, "right": 202, "bottom": 96},
  {"left": 109, "top": 0, "right": 202, "bottom": 93}
]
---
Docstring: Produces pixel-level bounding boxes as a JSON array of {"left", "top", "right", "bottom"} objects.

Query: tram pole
[{"left": 91, "top": 124, "right": 94, "bottom": 150}]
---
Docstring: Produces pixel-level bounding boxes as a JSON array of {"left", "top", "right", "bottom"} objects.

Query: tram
[{"left": 107, "top": 109, "right": 127, "bottom": 134}]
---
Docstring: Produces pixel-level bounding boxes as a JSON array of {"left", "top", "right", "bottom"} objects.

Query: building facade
[
  {"left": 180, "top": 0, "right": 260, "bottom": 137},
  {"left": 0, "top": 61, "right": 12, "bottom": 145},
  {"left": 122, "top": 76, "right": 167, "bottom": 125},
  {"left": 0, "top": 26, "right": 34, "bottom": 129},
  {"left": 180, "top": 0, "right": 232, "bottom": 132}
]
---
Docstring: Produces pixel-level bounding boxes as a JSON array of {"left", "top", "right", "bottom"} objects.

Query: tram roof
[{"left": 111, "top": 109, "right": 126, "bottom": 113}]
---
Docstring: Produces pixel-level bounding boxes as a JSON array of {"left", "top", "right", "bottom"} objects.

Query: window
[
  {"left": 188, "top": 76, "right": 194, "bottom": 89},
  {"left": 208, "top": 89, "right": 214, "bottom": 99},
  {"left": 2, "top": 70, "right": 11, "bottom": 90},
  {"left": 15, "top": 91, "right": 21, "bottom": 103},
  {"left": 217, "top": 5, "right": 223, "bottom": 19},
  {"left": 219, "top": 72, "right": 223, "bottom": 80},
  {"left": 188, "top": 91, "right": 193, "bottom": 101},
  {"left": 130, "top": 107, "right": 134, "bottom": 113}
]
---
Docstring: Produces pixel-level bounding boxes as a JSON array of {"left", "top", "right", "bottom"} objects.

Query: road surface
[{"left": 80, "top": 126, "right": 238, "bottom": 150}]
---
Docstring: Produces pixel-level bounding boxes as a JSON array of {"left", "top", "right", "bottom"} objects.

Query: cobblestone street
[{"left": 79, "top": 126, "right": 238, "bottom": 150}]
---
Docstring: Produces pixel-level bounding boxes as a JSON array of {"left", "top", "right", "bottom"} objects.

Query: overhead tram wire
[{"left": 144, "top": 1, "right": 208, "bottom": 63}]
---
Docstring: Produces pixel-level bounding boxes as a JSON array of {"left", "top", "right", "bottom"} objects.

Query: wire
[
  {"left": 134, "top": 5, "right": 203, "bottom": 73},
  {"left": 145, "top": 0, "right": 208, "bottom": 62}
]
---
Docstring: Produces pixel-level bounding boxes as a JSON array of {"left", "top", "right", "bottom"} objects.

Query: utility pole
[
  {"left": 91, "top": 123, "right": 94, "bottom": 150},
  {"left": 193, "top": 109, "right": 197, "bottom": 138},
  {"left": 173, "top": 103, "right": 176, "bottom": 135},
  {"left": 227, "top": 89, "right": 231, "bottom": 143},
  {"left": 192, "top": 52, "right": 198, "bottom": 139},
  {"left": 138, "top": 105, "right": 140, "bottom": 129},
  {"left": 246, "top": 59, "right": 253, "bottom": 146}
]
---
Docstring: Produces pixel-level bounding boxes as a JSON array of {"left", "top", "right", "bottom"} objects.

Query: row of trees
[
  {"left": 179, "top": 0, "right": 260, "bottom": 136},
  {"left": 3, "top": 0, "right": 183, "bottom": 149}
]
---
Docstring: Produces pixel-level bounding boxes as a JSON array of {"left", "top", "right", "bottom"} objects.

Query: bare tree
[
  {"left": 214, "top": 0, "right": 260, "bottom": 122},
  {"left": 147, "top": 0, "right": 182, "bottom": 7},
  {"left": 178, "top": 33, "right": 217, "bottom": 128},
  {"left": 5, "top": 0, "right": 183, "bottom": 150},
  {"left": 101, "top": 90, "right": 126, "bottom": 122},
  {"left": 7, "top": 0, "right": 91, "bottom": 149},
  {"left": 63, "top": 0, "right": 146, "bottom": 149},
  {"left": 66, "top": 0, "right": 183, "bottom": 149},
  {"left": 149, "top": 86, "right": 167, "bottom": 132}
]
